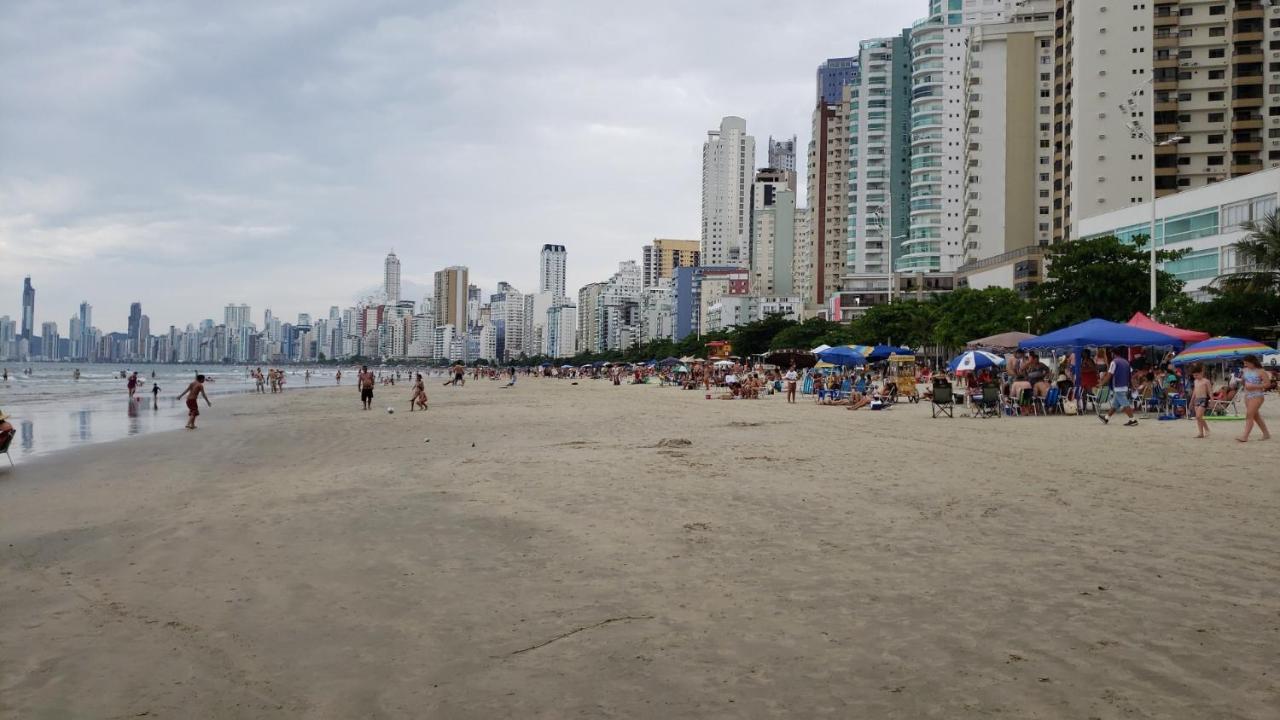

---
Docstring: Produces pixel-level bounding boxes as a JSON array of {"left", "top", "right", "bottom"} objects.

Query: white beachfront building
[{"left": 1078, "top": 166, "right": 1279, "bottom": 300}]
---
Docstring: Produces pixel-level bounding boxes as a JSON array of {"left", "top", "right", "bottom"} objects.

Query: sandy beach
[{"left": 2, "top": 379, "right": 1278, "bottom": 719}]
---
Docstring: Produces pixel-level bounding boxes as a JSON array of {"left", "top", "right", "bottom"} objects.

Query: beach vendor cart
[{"left": 887, "top": 353, "right": 919, "bottom": 403}]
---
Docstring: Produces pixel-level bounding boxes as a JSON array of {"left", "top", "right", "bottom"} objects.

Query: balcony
[
  {"left": 1232, "top": 49, "right": 1265, "bottom": 63},
  {"left": 1153, "top": 78, "right": 1179, "bottom": 91},
  {"left": 1231, "top": 140, "right": 1263, "bottom": 152},
  {"left": 1232, "top": 73, "right": 1264, "bottom": 85},
  {"left": 1232, "top": 31, "right": 1264, "bottom": 42},
  {"left": 1231, "top": 160, "right": 1263, "bottom": 174},
  {"left": 1232, "top": 96, "right": 1264, "bottom": 108},
  {"left": 1155, "top": 143, "right": 1180, "bottom": 155},
  {"left": 1234, "top": 4, "right": 1265, "bottom": 19},
  {"left": 1153, "top": 56, "right": 1179, "bottom": 69},
  {"left": 1154, "top": 121, "right": 1179, "bottom": 132},
  {"left": 1232, "top": 117, "right": 1264, "bottom": 129},
  {"left": 1153, "top": 14, "right": 1178, "bottom": 28},
  {"left": 1154, "top": 166, "right": 1178, "bottom": 176},
  {"left": 1153, "top": 35, "right": 1180, "bottom": 48}
]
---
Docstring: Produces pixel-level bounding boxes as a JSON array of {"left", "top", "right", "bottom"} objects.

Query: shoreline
[{"left": 2, "top": 380, "right": 1278, "bottom": 718}]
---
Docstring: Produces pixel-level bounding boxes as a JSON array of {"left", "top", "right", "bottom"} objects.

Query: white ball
[{"left": 386, "top": 407, "right": 394, "bottom": 414}]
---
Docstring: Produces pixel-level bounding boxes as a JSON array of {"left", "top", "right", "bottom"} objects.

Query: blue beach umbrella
[
  {"left": 868, "top": 344, "right": 914, "bottom": 361},
  {"left": 947, "top": 350, "right": 1005, "bottom": 373}
]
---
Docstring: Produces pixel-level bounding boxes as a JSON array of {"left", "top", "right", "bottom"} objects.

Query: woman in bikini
[{"left": 1237, "top": 355, "right": 1271, "bottom": 443}]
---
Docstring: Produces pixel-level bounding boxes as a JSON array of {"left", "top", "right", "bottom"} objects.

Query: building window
[
  {"left": 1208, "top": 26, "right": 1225, "bottom": 37},
  {"left": 1208, "top": 156, "right": 1224, "bottom": 166},
  {"left": 1208, "top": 134, "right": 1223, "bottom": 144},
  {"left": 1208, "top": 48, "right": 1225, "bottom": 59},
  {"left": 1208, "top": 112, "right": 1225, "bottom": 123},
  {"left": 1208, "top": 91, "right": 1224, "bottom": 102}
]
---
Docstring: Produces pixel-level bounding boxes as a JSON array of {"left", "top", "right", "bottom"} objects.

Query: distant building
[
  {"left": 702, "top": 116, "right": 755, "bottom": 267},
  {"left": 21, "top": 276, "right": 34, "bottom": 340},
  {"left": 767, "top": 135, "right": 798, "bottom": 180},
  {"left": 433, "top": 266, "right": 469, "bottom": 331},
  {"left": 539, "top": 244, "right": 568, "bottom": 300},
  {"left": 641, "top": 239, "right": 700, "bottom": 289},
  {"left": 384, "top": 251, "right": 402, "bottom": 304}
]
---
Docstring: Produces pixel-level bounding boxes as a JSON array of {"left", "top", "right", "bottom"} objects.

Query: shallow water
[{"left": 0, "top": 363, "right": 414, "bottom": 460}]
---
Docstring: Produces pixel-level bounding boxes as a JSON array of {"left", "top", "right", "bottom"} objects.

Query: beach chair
[
  {"left": 974, "top": 384, "right": 1001, "bottom": 418},
  {"left": 1208, "top": 387, "right": 1239, "bottom": 416},
  {"left": 0, "top": 432, "right": 13, "bottom": 467},
  {"left": 931, "top": 381, "right": 954, "bottom": 418},
  {"left": 1035, "top": 387, "right": 1063, "bottom": 415}
]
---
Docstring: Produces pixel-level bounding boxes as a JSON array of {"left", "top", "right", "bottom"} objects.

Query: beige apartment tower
[{"left": 433, "top": 266, "right": 469, "bottom": 330}]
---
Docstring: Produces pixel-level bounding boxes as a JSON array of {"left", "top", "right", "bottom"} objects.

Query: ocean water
[{"left": 0, "top": 363, "right": 368, "bottom": 461}]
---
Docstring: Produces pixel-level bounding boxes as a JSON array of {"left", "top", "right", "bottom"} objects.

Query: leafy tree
[
  {"left": 929, "top": 287, "right": 1034, "bottom": 348},
  {"left": 849, "top": 300, "right": 936, "bottom": 347},
  {"left": 1033, "top": 234, "right": 1184, "bottom": 328},
  {"left": 1160, "top": 288, "right": 1280, "bottom": 340},
  {"left": 769, "top": 317, "right": 846, "bottom": 350},
  {"left": 1213, "top": 210, "right": 1280, "bottom": 294}
]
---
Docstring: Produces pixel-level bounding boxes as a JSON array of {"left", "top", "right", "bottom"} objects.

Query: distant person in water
[
  {"left": 152, "top": 382, "right": 161, "bottom": 410},
  {"left": 177, "top": 374, "right": 212, "bottom": 429},
  {"left": 359, "top": 365, "right": 375, "bottom": 410}
]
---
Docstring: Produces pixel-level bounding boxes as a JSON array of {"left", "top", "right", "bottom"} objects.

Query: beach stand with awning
[
  {"left": 1171, "top": 337, "right": 1274, "bottom": 365},
  {"left": 1126, "top": 312, "right": 1210, "bottom": 345},
  {"left": 966, "top": 331, "right": 1037, "bottom": 351}
]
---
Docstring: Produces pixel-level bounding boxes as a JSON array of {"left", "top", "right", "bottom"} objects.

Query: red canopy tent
[{"left": 1126, "top": 312, "right": 1210, "bottom": 344}]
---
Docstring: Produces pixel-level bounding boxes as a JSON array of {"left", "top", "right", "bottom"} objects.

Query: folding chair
[
  {"left": 974, "top": 384, "right": 1002, "bottom": 418},
  {"left": 931, "top": 381, "right": 955, "bottom": 418},
  {"left": 0, "top": 432, "right": 13, "bottom": 468},
  {"left": 1035, "top": 387, "right": 1063, "bottom": 415}
]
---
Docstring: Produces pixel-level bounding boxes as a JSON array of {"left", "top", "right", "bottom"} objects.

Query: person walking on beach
[
  {"left": 1097, "top": 347, "right": 1137, "bottom": 426},
  {"left": 151, "top": 382, "right": 161, "bottom": 410},
  {"left": 1190, "top": 364, "right": 1212, "bottom": 439},
  {"left": 177, "top": 374, "right": 212, "bottom": 429},
  {"left": 335, "top": 370, "right": 342, "bottom": 385},
  {"left": 359, "top": 365, "right": 375, "bottom": 410},
  {"left": 1237, "top": 354, "right": 1272, "bottom": 443},
  {"left": 411, "top": 373, "right": 428, "bottom": 411},
  {"left": 784, "top": 366, "right": 798, "bottom": 403},
  {"left": 126, "top": 372, "right": 139, "bottom": 402}
]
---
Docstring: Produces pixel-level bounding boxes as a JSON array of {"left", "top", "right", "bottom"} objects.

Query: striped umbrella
[
  {"left": 1171, "top": 336, "right": 1273, "bottom": 365},
  {"left": 947, "top": 350, "right": 1006, "bottom": 373}
]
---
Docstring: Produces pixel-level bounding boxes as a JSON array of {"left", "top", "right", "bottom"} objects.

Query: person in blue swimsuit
[{"left": 1237, "top": 355, "right": 1271, "bottom": 443}]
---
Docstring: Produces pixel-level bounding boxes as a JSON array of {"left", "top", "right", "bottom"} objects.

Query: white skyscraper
[
  {"left": 539, "top": 244, "right": 567, "bottom": 300},
  {"left": 701, "top": 116, "right": 756, "bottom": 267},
  {"left": 384, "top": 251, "right": 401, "bottom": 304}
]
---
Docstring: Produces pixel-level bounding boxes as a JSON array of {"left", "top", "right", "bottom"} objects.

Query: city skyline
[{"left": 0, "top": 0, "right": 922, "bottom": 330}]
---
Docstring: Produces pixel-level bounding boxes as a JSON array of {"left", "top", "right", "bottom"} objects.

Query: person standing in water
[
  {"left": 126, "top": 372, "right": 139, "bottom": 402},
  {"left": 177, "top": 374, "right": 212, "bottom": 429},
  {"left": 152, "top": 382, "right": 162, "bottom": 410}
]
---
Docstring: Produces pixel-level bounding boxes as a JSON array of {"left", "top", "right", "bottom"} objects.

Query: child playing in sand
[
  {"left": 410, "top": 373, "right": 428, "bottom": 412},
  {"left": 176, "top": 374, "right": 212, "bottom": 429},
  {"left": 1190, "top": 364, "right": 1211, "bottom": 439}
]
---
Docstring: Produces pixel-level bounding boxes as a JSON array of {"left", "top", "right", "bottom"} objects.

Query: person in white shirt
[{"left": 783, "top": 366, "right": 799, "bottom": 403}]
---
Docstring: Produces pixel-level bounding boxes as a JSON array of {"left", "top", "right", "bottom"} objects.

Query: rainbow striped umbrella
[{"left": 1171, "top": 336, "right": 1274, "bottom": 365}]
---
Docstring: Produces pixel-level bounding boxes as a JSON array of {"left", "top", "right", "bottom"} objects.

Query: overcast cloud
[{"left": 0, "top": 0, "right": 920, "bottom": 331}]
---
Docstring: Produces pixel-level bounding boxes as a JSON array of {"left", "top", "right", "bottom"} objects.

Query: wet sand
[{"left": 2, "top": 380, "right": 1277, "bottom": 718}]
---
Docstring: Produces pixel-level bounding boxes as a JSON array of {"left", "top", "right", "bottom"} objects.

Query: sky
[{"left": 0, "top": 0, "right": 922, "bottom": 332}]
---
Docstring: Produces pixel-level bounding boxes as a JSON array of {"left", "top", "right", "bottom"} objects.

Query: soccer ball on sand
[{"left": 387, "top": 407, "right": 395, "bottom": 414}]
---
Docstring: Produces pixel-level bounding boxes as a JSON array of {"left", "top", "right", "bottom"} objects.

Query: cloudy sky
[{"left": 1, "top": 0, "right": 920, "bottom": 332}]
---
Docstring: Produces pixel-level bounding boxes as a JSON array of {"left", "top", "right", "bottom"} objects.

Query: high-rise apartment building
[
  {"left": 701, "top": 116, "right": 756, "bottom": 267},
  {"left": 767, "top": 135, "right": 799, "bottom": 180},
  {"left": 224, "top": 304, "right": 251, "bottom": 331},
  {"left": 539, "top": 244, "right": 568, "bottom": 299},
  {"left": 20, "top": 277, "right": 34, "bottom": 339},
  {"left": 845, "top": 33, "right": 913, "bottom": 281},
  {"left": 807, "top": 75, "right": 854, "bottom": 306},
  {"left": 384, "top": 251, "right": 401, "bottom": 304},
  {"left": 817, "top": 56, "right": 861, "bottom": 104},
  {"left": 959, "top": 6, "right": 1056, "bottom": 264},
  {"left": 641, "top": 239, "right": 700, "bottom": 289},
  {"left": 576, "top": 282, "right": 606, "bottom": 354},
  {"left": 748, "top": 168, "right": 797, "bottom": 296},
  {"left": 41, "top": 321, "right": 59, "bottom": 360},
  {"left": 433, "top": 266, "right": 469, "bottom": 331},
  {"left": 78, "top": 301, "right": 92, "bottom": 361}
]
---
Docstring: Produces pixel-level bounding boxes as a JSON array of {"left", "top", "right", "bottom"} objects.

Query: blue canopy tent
[
  {"left": 1019, "top": 318, "right": 1184, "bottom": 393},
  {"left": 815, "top": 346, "right": 868, "bottom": 367}
]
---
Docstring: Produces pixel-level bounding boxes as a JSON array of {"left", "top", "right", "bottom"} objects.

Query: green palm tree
[{"left": 1215, "top": 210, "right": 1280, "bottom": 293}]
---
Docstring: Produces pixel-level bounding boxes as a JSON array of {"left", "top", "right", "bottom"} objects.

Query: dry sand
[{"left": 1, "top": 379, "right": 1278, "bottom": 719}]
